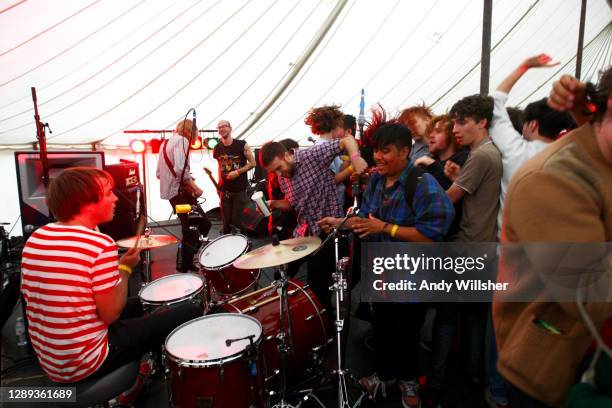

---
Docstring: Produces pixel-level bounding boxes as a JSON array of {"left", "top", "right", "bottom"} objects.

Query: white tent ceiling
[{"left": 0, "top": 0, "right": 611, "bottom": 148}]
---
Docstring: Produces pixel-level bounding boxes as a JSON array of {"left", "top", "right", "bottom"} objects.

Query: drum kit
[{"left": 117, "top": 218, "right": 364, "bottom": 408}]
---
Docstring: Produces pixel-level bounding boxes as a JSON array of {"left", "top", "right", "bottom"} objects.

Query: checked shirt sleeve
[{"left": 412, "top": 173, "right": 454, "bottom": 241}]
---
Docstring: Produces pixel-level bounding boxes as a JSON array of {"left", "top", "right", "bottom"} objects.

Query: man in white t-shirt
[{"left": 490, "top": 54, "right": 575, "bottom": 234}]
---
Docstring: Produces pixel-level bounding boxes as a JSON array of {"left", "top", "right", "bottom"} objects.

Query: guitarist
[
  {"left": 212, "top": 120, "right": 256, "bottom": 234},
  {"left": 156, "top": 119, "right": 211, "bottom": 272}
]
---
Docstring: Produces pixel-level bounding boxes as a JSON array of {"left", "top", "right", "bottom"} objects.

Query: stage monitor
[{"left": 14, "top": 151, "right": 105, "bottom": 236}]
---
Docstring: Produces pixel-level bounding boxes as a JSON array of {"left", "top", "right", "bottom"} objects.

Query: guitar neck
[{"left": 204, "top": 169, "right": 221, "bottom": 192}]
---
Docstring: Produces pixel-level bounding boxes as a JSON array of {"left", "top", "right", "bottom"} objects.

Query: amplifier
[{"left": 104, "top": 161, "right": 140, "bottom": 189}]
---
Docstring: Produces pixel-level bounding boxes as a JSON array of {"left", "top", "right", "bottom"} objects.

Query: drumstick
[{"left": 133, "top": 214, "right": 147, "bottom": 249}]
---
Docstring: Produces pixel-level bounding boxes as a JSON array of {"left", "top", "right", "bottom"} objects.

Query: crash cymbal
[
  {"left": 233, "top": 236, "right": 321, "bottom": 269},
  {"left": 116, "top": 234, "right": 179, "bottom": 249}
]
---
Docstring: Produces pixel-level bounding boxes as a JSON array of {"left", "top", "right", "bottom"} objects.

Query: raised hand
[{"left": 522, "top": 53, "right": 560, "bottom": 70}]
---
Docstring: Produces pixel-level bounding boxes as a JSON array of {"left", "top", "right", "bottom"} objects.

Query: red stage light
[
  {"left": 130, "top": 139, "right": 146, "bottom": 153},
  {"left": 191, "top": 136, "right": 203, "bottom": 150},
  {"left": 149, "top": 138, "right": 163, "bottom": 154}
]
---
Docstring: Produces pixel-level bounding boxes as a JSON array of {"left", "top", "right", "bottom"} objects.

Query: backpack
[{"left": 372, "top": 165, "right": 425, "bottom": 209}]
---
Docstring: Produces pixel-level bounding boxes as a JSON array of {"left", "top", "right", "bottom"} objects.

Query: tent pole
[
  {"left": 480, "top": 0, "right": 493, "bottom": 96},
  {"left": 575, "top": 0, "right": 587, "bottom": 80}
]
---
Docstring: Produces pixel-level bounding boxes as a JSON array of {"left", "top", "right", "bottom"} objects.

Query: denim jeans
[{"left": 486, "top": 306, "right": 507, "bottom": 404}]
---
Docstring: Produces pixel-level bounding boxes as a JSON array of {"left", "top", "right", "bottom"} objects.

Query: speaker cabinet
[
  {"left": 242, "top": 201, "right": 267, "bottom": 236},
  {"left": 99, "top": 162, "right": 142, "bottom": 241},
  {"left": 14, "top": 151, "right": 105, "bottom": 237}
]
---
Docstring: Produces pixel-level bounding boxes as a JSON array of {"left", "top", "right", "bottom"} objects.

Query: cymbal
[
  {"left": 233, "top": 236, "right": 321, "bottom": 269},
  {"left": 116, "top": 234, "right": 179, "bottom": 249}
]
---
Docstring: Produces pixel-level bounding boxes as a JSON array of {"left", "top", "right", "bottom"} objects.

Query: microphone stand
[
  {"left": 299, "top": 207, "right": 365, "bottom": 408},
  {"left": 272, "top": 258, "right": 296, "bottom": 408},
  {"left": 31, "top": 87, "right": 50, "bottom": 189}
]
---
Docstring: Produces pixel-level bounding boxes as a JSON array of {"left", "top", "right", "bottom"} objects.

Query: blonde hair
[{"left": 175, "top": 119, "right": 194, "bottom": 138}]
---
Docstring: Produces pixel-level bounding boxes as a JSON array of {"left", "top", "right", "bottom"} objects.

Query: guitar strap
[{"left": 162, "top": 140, "right": 178, "bottom": 178}]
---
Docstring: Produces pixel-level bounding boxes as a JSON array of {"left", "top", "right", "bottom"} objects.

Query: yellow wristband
[
  {"left": 390, "top": 224, "right": 399, "bottom": 238},
  {"left": 118, "top": 264, "right": 132, "bottom": 275}
]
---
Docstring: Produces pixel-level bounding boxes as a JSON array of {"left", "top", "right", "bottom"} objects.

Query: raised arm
[
  {"left": 339, "top": 136, "right": 368, "bottom": 174},
  {"left": 497, "top": 54, "right": 559, "bottom": 94}
]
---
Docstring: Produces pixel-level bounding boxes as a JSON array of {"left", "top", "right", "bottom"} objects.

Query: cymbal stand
[
  {"left": 330, "top": 255, "right": 365, "bottom": 408},
  {"left": 141, "top": 228, "right": 152, "bottom": 284},
  {"left": 271, "top": 261, "right": 296, "bottom": 408},
  {"left": 299, "top": 210, "right": 365, "bottom": 408}
]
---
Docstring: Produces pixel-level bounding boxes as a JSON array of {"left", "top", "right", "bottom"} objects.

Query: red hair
[
  {"left": 304, "top": 105, "right": 344, "bottom": 135},
  {"left": 398, "top": 104, "right": 433, "bottom": 135},
  {"left": 362, "top": 104, "right": 395, "bottom": 147}
]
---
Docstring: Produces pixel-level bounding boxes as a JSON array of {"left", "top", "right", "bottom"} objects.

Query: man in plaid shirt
[
  {"left": 259, "top": 111, "right": 367, "bottom": 310},
  {"left": 319, "top": 120, "right": 454, "bottom": 408}
]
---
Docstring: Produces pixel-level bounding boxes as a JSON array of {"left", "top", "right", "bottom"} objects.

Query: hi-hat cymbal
[
  {"left": 233, "top": 236, "right": 321, "bottom": 269},
  {"left": 116, "top": 234, "right": 179, "bottom": 249}
]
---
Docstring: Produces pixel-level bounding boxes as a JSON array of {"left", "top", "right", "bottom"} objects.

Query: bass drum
[{"left": 222, "top": 279, "right": 330, "bottom": 383}]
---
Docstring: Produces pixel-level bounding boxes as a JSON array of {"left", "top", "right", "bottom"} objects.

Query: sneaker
[
  {"left": 398, "top": 379, "right": 421, "bottom": 408},
  {"left": 116, "top": 354, "right": 154, "bottom": 406},
  {"left": 359, "top": 373, "right": 395, "bottom": 399}
]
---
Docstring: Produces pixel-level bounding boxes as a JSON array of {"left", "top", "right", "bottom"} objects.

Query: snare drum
[
  {"left": 197, "top": 234, "right": 260, "bottom": 297},
  {"left": 222, "top": 279, "right": 330, "bottom": 382},
  {"left": 138, "top": 273, "right": 206, "bottom": 312},
  {"left": 164, "top": 314, "right": 266, "bottom": 408}
]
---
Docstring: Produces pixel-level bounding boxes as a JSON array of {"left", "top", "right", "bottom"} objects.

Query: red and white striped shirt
[{"left": 20, "top": 224, "right": 120, "bottom": 382}]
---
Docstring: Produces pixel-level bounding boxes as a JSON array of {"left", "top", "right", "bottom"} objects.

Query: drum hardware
[
  {"left": 226, "top": 334, "right": 259, "bottom": 381},
  {"left": 117, "top": 229, "right": 180, "bottom": 283},
  {"left": 235, "top": 237, "right": 323, "bottom": 408},
  {"left": 273, "top": 263, "right": 296, "bottom": 408},
  {"left": 298, "top": 209, "right": 365, "bottom": 408}
]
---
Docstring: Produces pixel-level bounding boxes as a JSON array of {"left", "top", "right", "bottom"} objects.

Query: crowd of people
[{"left": 17, "top": 54, "right": 611, "bottom": 408}]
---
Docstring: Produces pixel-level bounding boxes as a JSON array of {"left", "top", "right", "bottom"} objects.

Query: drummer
[
  {"left": 20, "top": 167, "right": 201, "bottom": 385},
  {"left": 258, "top": 105, "right": 368, "bottom": 310}
]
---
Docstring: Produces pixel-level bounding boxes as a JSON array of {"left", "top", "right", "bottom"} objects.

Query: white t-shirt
[{"left": 490, "top": 90, "right": 549, "bottom": 235}]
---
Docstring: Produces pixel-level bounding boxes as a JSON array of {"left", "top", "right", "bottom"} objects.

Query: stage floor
[{"left": 1, "top": 214, "right": 490, "bottom": 408}]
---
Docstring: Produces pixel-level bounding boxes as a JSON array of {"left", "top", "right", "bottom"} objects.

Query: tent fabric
[
  {"left": 0, "top": 0, "right": 610, "bottom": 148},
  {"left": 0, "top": 0, "right": 611, "bottom": 235}
]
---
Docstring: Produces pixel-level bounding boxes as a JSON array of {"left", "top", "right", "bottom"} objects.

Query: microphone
[
  {"left": 225, "top": 334, "right": 255, "bottom": 347},
  {"left": 191, "top": 109, "right": 197, "bottom": 141},
  {"left": 358, "top": 88, "right": 365, "bottom": 139},
  {"left": 307, "top": 136, "right": 316, "bottom": 144}
]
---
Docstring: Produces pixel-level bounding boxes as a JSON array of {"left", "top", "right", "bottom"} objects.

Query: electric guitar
[{"left": 203, "top": 167, "right": 221, "bottom": 194}]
